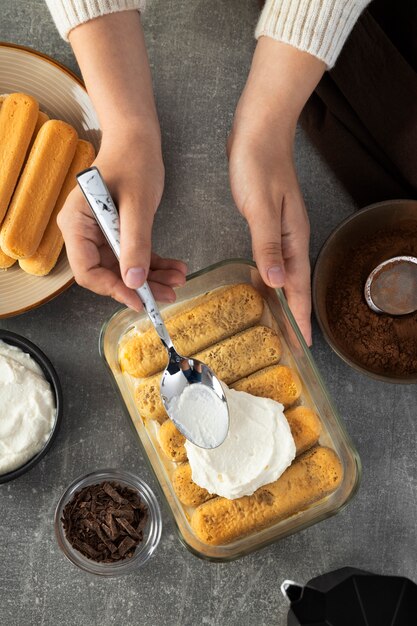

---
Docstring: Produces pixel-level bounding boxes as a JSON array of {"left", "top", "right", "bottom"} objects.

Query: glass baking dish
[{"left": 99, "top": 259, "right": 361, "bottom": 561}]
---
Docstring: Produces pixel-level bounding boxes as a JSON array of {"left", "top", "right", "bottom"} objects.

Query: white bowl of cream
[{"left": 0, "top": 332, "right": 62, "bottom": 482}]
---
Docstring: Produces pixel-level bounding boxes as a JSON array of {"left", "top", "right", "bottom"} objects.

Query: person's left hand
[
  {"left": 227, "top": 38, "right": 326, "bottom": 346},
  {"left": 228, "top": 117, "right": 311, "bottom": 344}
]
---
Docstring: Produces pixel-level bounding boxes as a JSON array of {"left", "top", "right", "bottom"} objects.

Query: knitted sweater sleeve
[
  {"left": 256, "top": 0, "right": 371, "bottom": 68},
  {"left": 44, "top": 0, "right": 146, "bottom": 41}
]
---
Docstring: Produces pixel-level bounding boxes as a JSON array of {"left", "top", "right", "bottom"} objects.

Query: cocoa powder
[{"left": 326, "top": 221, "right": 417, "bottom": 377}]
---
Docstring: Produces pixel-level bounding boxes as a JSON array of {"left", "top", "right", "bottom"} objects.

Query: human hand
[
  {"left": 228, "top": 38, "right": 326, "bottom": 345},
  {"left": 58, "top": 129, "right": 187, "bottom": 310},
  {"left": 61, "top": 12, "right": 187, "bottom": 309},
  {"left": 228, "top": 122, "right": 311, "bottom": 344}
]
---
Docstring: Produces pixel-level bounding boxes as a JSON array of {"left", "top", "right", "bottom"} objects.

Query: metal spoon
[
  {"left": 364, "top": 256, "right": 417, "bottom": 315},
  {"left": 77, "top": 166, "right": 229, "bottom": 449}
]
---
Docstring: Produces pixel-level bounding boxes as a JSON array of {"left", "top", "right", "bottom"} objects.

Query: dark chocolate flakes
[{"left": 62, "top": 481, "right": 148, "bottom": 563}]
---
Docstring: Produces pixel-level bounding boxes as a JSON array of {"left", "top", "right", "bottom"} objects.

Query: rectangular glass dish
[{"left": 99, "top": 259, "right": 361, "bottom": 561}]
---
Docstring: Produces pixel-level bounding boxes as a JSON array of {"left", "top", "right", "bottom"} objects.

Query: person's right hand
[
  {"left": 62, "top": 11, "right": 187, "bottom": 310},
  {"left": 58, "top": 128, "right": 187, "bottom": 311}
]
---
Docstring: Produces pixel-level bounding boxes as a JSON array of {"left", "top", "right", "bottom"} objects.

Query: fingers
[
  {"left": 283, "top": 248, "right": 312, "bottom": 346},
  {"left": 58, "top": 190, "right": 102, "bottom": 283},
  {"left": 58, "top": 197, "right": 140, "bottom": 309},
  {"left": 58, "top": 189, "right": 187, "bottom": 309},
  {"left": 146, "top": 259, "right": 188, "bottom": 303},
  {"left": 150, "top": 253, "right": 187, "bottom": 276},
  {"left": 118, "top": 192, "right": 154, "bottom": 290},
  {"left": 148, "top": 268, "right": 186, "bottom": 287},
  {"left": 118, "top": 199, "right": 188, "bottom": 292},
  {"left": 80, "top": 266, "right": 144, "bottom": 310},
  {"left": 281, "top": 195, "right": 312, "bottom": 345},
  {"left": 146, "top": 281, "right": 177, "bottom": 303},
  {"left": 246, "top": 203, "right": 286, "bottom": 289},
  {"left": 245, "top": 194, "right": 312, "bottom": 346}
]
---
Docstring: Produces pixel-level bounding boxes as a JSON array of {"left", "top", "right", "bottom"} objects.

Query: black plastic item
[
  {"left": 283, "top": 567, "right": 417, "bottom": 626},
  {"left": 0, "top": 330, "right": 63, "bottom": 484}
]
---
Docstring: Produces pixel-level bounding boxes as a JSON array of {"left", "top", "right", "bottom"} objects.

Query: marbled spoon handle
[{"left": 77, "top": 167, "right": 173, "bottom": 350}]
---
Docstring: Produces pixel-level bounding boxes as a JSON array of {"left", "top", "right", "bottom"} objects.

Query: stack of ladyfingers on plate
[
  {"left": 119, "top": 284, "right": 343, "bottom": 546},
  {"left": 0, "top": 92, "right": 95, "bottom": 274}
]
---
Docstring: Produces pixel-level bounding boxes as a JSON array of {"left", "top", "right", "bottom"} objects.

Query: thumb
[
  {"left": 119, "top": 197, "right": 153, "bottom": 290},
  {"left": 247, "top": 205, "right": 286, "bottom": 289}
]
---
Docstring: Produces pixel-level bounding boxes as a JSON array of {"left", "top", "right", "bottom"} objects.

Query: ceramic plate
[{"left": 0, "top": 43, "right": 101, "bottom": 318}]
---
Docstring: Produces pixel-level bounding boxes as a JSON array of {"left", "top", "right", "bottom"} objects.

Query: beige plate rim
[{"left": 0, "top": 42, "right": 86, "bottom": 318}]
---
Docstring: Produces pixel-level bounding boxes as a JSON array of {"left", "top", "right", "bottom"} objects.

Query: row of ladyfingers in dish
[
  {"left": 158, "top": 376, "right": 341, "bottom": 545},
  {"left": 191, "top": 446, "right": 342, "bottom": 545},
  {"left": 166, "top": 405, "right": 323, "bottom": 505},
  {"left": 0, "top": 92, "right": 95, "bottom": 274},
  {"left": 122, "top": 284, "right": 302, "bottom": 421},
  {"left": 134, "top": 328, "right": 301, "bottom": 423},
  {"left": 119, "top": 283, "right": 343, "bottom": 545}
]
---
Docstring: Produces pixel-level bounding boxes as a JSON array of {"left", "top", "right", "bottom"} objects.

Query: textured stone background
[{"left": 0, "top": 1, "right": 416, "bottom": 625}]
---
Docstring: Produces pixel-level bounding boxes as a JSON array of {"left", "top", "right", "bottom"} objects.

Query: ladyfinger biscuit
[
  {"left": 120, "top": 283, "right": 264, "bottom": 378},
  {"left": 172, "top": 463, "right": 213, "bottom": 507},
  {"left": 35, "top": 111, "right": 50, "bottom": 131},
  {"left": 232, "top": 364, "right": 302, "bottom": 409},
  {"left": 158, "top": 419, "right": 187, "bottom": 462},
  {"left": 19, "top": 139, "right": 95, "bottom": 276},
  {"left": 191, "top": 446, "right": 343, "bottom": 545},
  {"left": 284, "top": 406, "right": 322, "bottom": 455},
  {"left": 24, "top": 110, "right": 50, "bottom": 162},
  {"left": 172, "top": 406, "right": 322, "bottom": 506},
  {"left": 135, "top": 326, "right": 282, "bottom": 422},
  {"left": 0, "top": 247, "right": 16, "bottom": 269},
  {"left": 0, "top": 93, "right": 39, "bottom": 223},
  {"left": 0, "top": 109, "right": 48, "bottom": 272},
  {"left": 0, "top": 120, "right": 78, "bottom": 259}
]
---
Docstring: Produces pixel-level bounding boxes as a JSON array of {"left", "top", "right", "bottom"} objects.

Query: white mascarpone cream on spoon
[
  {"left": 0, "top": 340, "right": 55, "bottom": 475},
  {"left": 167, "top": 383, "right": 229, "bottom": 449},
  {"left": 185, "top": 386, "right": 296, "bottom": 499}
]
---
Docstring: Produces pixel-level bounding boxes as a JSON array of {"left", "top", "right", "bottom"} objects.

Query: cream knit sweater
[{"left": 45, "top": 0, "right": 371, "bottom": 68}]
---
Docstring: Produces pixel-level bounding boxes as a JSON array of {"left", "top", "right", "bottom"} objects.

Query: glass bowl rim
[{"left": 54, "top": 468, "right": 162, "bottom": 576}]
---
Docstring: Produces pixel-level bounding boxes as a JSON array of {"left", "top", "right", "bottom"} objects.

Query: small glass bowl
[{"left": 54, "top": 469, "right": 162, "bottom": 576}]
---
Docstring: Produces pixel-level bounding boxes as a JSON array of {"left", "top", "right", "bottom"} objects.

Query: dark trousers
[{"left": 300, "top": 0, "right": 417, "bottom": 207}]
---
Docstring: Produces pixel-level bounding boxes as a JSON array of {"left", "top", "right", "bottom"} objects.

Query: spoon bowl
[
  {"left": 161, "top": 354, "right": 228, "bottom": 448},
  {"left": 364, "top": 255, "right": 417, "bottom": 315},
  {"left": 77, "top": 167, "right": 229, "bottom": 449}
]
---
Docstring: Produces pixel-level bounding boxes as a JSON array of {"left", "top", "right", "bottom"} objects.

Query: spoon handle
[{"left": 77, "top": 167, "right": 174, "bottom": 351}]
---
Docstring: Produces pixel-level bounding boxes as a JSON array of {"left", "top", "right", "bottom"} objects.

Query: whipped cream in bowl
[{"left": 0, "top": 331, "right": 62, "bottom": 483}]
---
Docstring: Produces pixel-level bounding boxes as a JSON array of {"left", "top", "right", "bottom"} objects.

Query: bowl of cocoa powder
[{"left": 313, "top": 200, "right": 417, "bottom": 383}]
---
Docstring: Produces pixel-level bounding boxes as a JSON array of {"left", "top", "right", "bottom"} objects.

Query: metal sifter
[{"left": 364, "top": 255, "right": 417, "bottom": 315}]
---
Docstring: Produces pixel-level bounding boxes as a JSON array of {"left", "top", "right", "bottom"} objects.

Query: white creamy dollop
[
  {"left": 0, "top": 340, "right": 55, "bottom": 475},
  {"left": 185, "top": 387, "right": 296, "bottom": 499},
  {"left": 168, "top": 383, "right": 229, "bottom": 449}
]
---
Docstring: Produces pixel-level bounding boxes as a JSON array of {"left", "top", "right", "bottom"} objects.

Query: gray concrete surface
[{"left": 0, "top": 1, "right": 416, "bottom": 625}]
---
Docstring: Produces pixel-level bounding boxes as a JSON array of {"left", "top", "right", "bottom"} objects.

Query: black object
[
  {"left": 283, "top": 567, "right": 417, "bottom": 626},
  {"left": 0, "top": 329, "right": 63, "bottom": 484}
]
